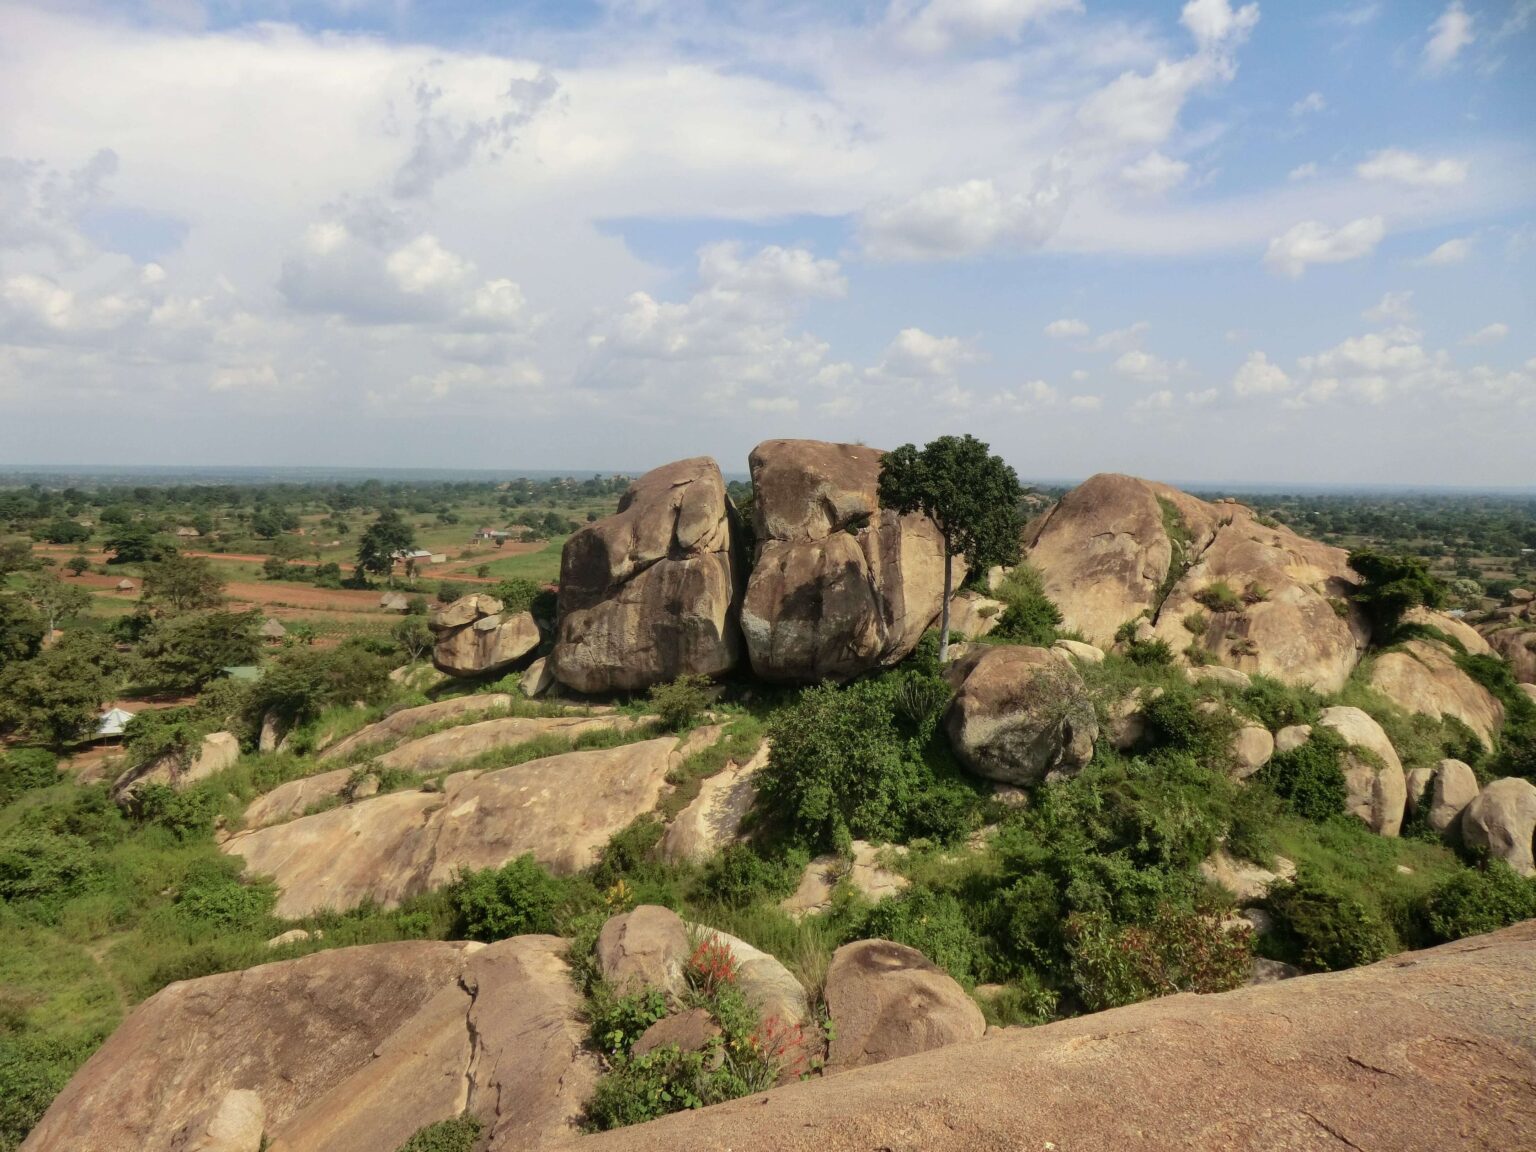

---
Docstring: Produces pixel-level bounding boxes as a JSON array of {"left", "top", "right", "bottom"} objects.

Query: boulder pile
[
  {"left": 552, "top": 457, "right": 743, "bottom": 693},
  {"left": 429, "top": 593, "right": 540, "bottom": 679},
  {"left": 1024, "top": 473, "right": 1367, "bottom": 692}
]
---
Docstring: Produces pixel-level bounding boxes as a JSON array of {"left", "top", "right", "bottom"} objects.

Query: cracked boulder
[
  {"left": 430, "top": 594, "right": 540, "bottom": 679},
  {"left": 1026, "top": 474, "right": 1367, "bottom": 692},
  {"left": 740, "top": 439, "right": 953, "bottom": 683},
  {"left": 111, "top": 731, "right": 240, "bottom": 808},
  {"left": 552, "top": 457, "right": 743, "bottom": 693},
  {"left": 20, "top": 937, "right": 594, "bottom": 1152}
]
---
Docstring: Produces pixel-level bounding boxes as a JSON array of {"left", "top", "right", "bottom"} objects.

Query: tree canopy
[
  {"left": 878, "top": 434, "right": 1024, "bottom": 657},
  {"left": 141, "top": 554, "right": 226, "bottom": 614},
  {"left": 1347, "top": 549, "right": 1447, "bottom": 636},
  {"left": 355, "top": 509, "right": 417, "bottom": 582}
]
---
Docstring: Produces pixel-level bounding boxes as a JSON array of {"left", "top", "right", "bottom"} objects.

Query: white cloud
[
  {"left": 1363, "top": 291, "right": 1415, "bottom": 323},
  {"left": 1070, "top": 369, "right": 1089, "bottom": 382},
  {"left": 1463, "top": 322, "right": 1509, "bottom": 346},
  {"left": 1120, "top": 151, "right": 1190, "bottom": 195},
  {"left": 1045, "top": 318, "right": 1089, "bottom": 338},
  {"left": 1180, "top": 0, "right": 1260, "bottom": 49},
  {"left": 860, "top": 170, "right": 1068, "bottom": 262},
  {"left": 1356, "top": 149, "right": 1468, "bottom": 188},
  {"left": 1290, "top": 91, "right": 1326, "bottom": 117},
  {"left": 995, "top": 379, "right": 1059, "bottom": 410},
  {"left": 1415, "top": 237, "right": 1473, "bottom": 266},
  {"left": 1131, "top": 388, "right": 1174, "bottom": 411},
  {"left": 1113, "top": 348, "right": 1176, "bottom": 383},
  {"left": 386, "top": 234, "right": 472, "bottom": 295},
  {"left": 1092, "top": 321, "right": 1150, "bottom": 352},
  {"left": 1287, "top": 162, "right": 1318, "bottom": 182},
  {"left": 869, "top": 326, "right": 978, "bottom": 381},
  {"left": 1231, "top": 350, "right": 1291, "bottom": 395},
  {"left": 1186, "top": 387, "right": 1219, "bottom": 406},
  {"left": 1297, "top": 326, "right": 1455, "bottom": 402},
  {"left": 1068, "top": 394, "right": 1102, "bottom": 410},
  {"left": 1263, "top": 217, "right": 1385, "bottom": 278},
  {"left": 1424, "top": 2, "right": 1475, "bottom": 73},
  {"left": 892, "top": 0, "right": 1084, "bottom": 54}
]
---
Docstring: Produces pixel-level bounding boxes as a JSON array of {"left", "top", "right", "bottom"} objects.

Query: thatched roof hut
[{"left": 259, "top": 618, "right": 288, "bottom": 641}]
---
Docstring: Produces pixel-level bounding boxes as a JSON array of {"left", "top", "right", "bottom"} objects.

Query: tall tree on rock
[{"left": 878, "top": 435, "right": 1024, "bottom": 663}]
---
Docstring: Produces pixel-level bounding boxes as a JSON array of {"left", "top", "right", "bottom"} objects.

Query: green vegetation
[
  {"left": 878, "top": 434, "right": 1024, "bottom": 658},
  {"left": 395, "top": 1116, "right": 483, "bottom": 1152},
  {"left": 649, "top": 674, "right": 714, "bottom": 732},
  {"left": 1347, "top": 549, "right": 1447, "bottom": 636},
  {"left": 989, "top": 565, "right": 1064, "bottom": 645}
]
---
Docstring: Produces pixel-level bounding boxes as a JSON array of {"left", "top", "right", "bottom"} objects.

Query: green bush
[
  {"left": 0, "top": 828, "right": 98, "bottom": 910},
  {"left": 1233, "top": 675, "right": 1323, "bottom": 731},
  {"left": 1124, "top": 637, "right": 1174, "bottom": 667},
  {"left": 859, "top": 888, "right": 989, "bottom": 985},
  {"left": 587, "top": 986, "right": 670, "bottom": 1056},
  {"left": 395, "top": 1115, "right": 483, "bottom": 1152},
  {"left": 1347, "top": 550, "right": 1445, "bottom": 636},
  {"left": 700, "top": 844, "right": 802, "bottom": 909},
  {"left": 648, "top": 674, "right": 713, "bottom": 732},
  {"left": 1421, "top": 861, "right": 1536, "bottom": 943},
  {"left": 1264, "top": 873, "right": 1392, "bottom": 972},
  {"left": 1259, "top": 727, "right": 1347, "bottom": 822},
  {"left": 1066, "top": 903, "right": 1252, "bottom": 1012},
  {"left": 0, "top": 1032, "right": 105, "bottom": 1151},
  {"left": 435, "top": 581, "right": 466, "bottom": 605},
  {"left": 173, "top": 858, "right": 275, "bottom": 933},
  {"left": 450, "top": 854, "right": 563, "bottom": 942},
  {"left": 1193, "top": 582, "right": 1241, "bottom": 614},
  {"left": 0, "top": 749, "right": 60, "bottom": 806},
  {"left": 990, "top": 565, "right": 1064, "bottom": 646},
  {"left": 1139, "top": 686, "right": 1236, "bottom": 766}
]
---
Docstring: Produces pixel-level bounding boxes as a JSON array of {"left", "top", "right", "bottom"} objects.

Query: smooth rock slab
[
  {"left": 658, "top": 741, "right": 767, "bottom": 865},
  {"left": 319, "top": 695, "right": 516, "bottom": 761},
  {"left": 225, "top": 738, "right": 681, "bottom": 917}
]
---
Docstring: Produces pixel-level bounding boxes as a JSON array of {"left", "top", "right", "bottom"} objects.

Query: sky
[{"left": 0, "top": 0, "right": 1532, "bottom": 486}]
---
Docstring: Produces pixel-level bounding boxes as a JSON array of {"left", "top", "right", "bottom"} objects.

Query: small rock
[
  {"left": 1051, "top": 639, "right": 1106, "bottom": 664},
  {"left": 1186, "top": 665, "right": 1252, "bottom": 690},
  {"left": 520, "top": 656, "right": 555, "bottom": 698},
  {"left": 1230, "top": 725, "right": 1275, "bottom": 779},
  {"left": 1248, "top": 958, "right": 1302, "bottom": 985},
  {"left": 265, "top": 929, "right": 312, "bottom": 950},
  {"left": 1274, "top": 724, "right": 1312, "bottom": 754},
  {"left": 824, "top": 940, "right": 985, "bottom": 1072},
  {"left": 632, "top": 1008, "right": 722, "bottom": 1057}
]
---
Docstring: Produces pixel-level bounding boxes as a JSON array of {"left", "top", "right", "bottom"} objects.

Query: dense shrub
[
  {"left": 0, "top": 1032, "right": 105, "bottom": 1151},
  {"left": 700, "top": 844, "right": 802, "bottom": 909},
  {"left": 395, "top": 1116, "right": 483, "bottom": 1152},
  {"left": 648, "top": 674, "right": 713, "bottom": 732},
  {"left": 435, "top": 581, "right": 466, "bottom": 605},
  {"left": 1139, "top": 686, "right": 1237, "bottom": 767},
  {"left": 173, "top": 857, "right": 275, "bottom": 933},
  {"left": 1259, "top": 727, "right": 1347, "bottom": 822},
  {"left": 859, "top": 888, "right": 990, "bottom": 985},
  {"left": 1066, "top": 903, "right": 1251, "bottom": 1012},
  {"left": 1193, "top": 582, "right": 1241, "bottom": 614},
  {"left": 1421, "top": 862, "right": 1536, "bottom": 942},
  {"left": 1233, "top": 675, "right": 1323, "bottom": 731},
  {"left": 1124, "top": 637, "right": 1174, "bottom": 667},
  {"left": 1347, "top": 550, "right": 1445, "bottom": 635},
  {"left": 0, "top": 828, "right": 98, "bottom": 910},
  {"left": 0, "top": 749, "right": 60, "bottom": 806},
  {"left": 1264, "top": 873, "right": 1392, "bottom": 972},
  {"left": 451, "top": 854, "right": 563, "bottom": 941},
  {"left": 990, "top": 565, "right": 1064, "bottom": 645}
]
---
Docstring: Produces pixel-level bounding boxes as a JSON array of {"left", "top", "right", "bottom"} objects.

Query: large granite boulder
[
  {"left": 824, "top": 940, "right": 985, "bottom": 1072},
  {"left": 1026, "top": 474, "right": 1368, "bottom": 692},
  {"left": 945, "top": 645, "right": 1097, "bottom": 786},
  {"left": 429, "top": 594, "right": 540, "bottom": 679},
  {"left": 1484, "top": 626, "right": 1536, "bottom": 684},
  {"left": 1403, "top": 607, "right": 1492, "bottom": 656},
  {"left": 1461, "top": 778, "right": 1536, "bottom": 876},
  {"left": 567, "top": 924, "right": 1536, "bottom": 1152},
  {"left": 552, "top": 457, "right": 743, "bottom": 693},
  {"left": 20, "top": 937, "right": 593, "bottom": 1152},
  {"left": 1368, "top": 639, "right": 1504, "bottom": 748},
  {"left": 111, "top": 731, "right": 240, "bottom": 807},
  {"left": 740, "top": 439, "right": 952, "bottom": 683},
  {"left": 1316, "top": 706, "right": 1407, "bottom": 837},
  {"left": 1426, "top": 758, "right": 1481, "bottom": 836},
  {"left": 224, "top": 737, "right": 686, "bottom": 917}
]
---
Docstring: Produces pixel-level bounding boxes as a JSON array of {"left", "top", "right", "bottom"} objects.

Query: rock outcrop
[
  {"left": 552, "top": 457, "right": 742, "bottom": 693},
  {"left": 561, "top": 923, "right": 1536, "bottom": 1152},
  {"left": 1484, "top": 625, "right": 1536, "bottom": 684},
  {"left": 1025, "top": 474, "right": 1367, "bottom": 692},
  {"left": 780, "top": 841, "right": 910, "bottom": 919},
  {"left": 823, "top": 940, "right": 985, "bottom": 1072},
  {"left": 224, "top": 738, "right": 685, "bottom": 917},
  {"left": 740, "top": 439, "right": 951, "bottom": 683},
  {"left": 657, "top": 742, "right": 767, "bottom": 865},
  {"left": 1316, "top": 705, "right": 1407, "bottom": 837},
  {"left": 21, "top": 937, "right": 594, "bottom": 1152},
  {"left": 111, "top": 730, "right": 240, "bottom": 806},
  {"left": 1461, "top": 777, "right": 1536, "bottom": 876},
  {"left": 240, "top": 714, "right": 635, "bottom": 831},
  {"left": 945, "top": 645, "right": 1097, "bottom": 786},
  {"left": 1368, "top": 638, "right": 1504, "bottom": 748},
  {"left": 319, "top": 695, "right": 516, "bottom": 761},
  {"left": 430, "top": 595, "right": 540, "bottom": 679}
]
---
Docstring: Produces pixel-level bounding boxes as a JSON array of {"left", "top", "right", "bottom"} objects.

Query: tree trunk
[{"left": 939, "top": 539, "right": 953, "bottom": 664}]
